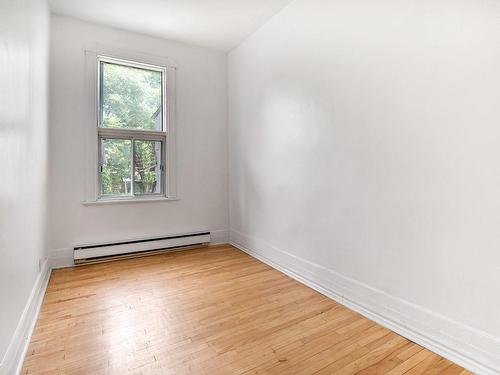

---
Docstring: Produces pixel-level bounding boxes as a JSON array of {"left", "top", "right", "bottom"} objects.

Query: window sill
[{"left": 82, "top": 196, "right": 179, "bottom": 206}]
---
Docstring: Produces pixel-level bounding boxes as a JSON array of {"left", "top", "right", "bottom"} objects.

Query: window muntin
[{"left": 97, "top": 56, "right": 167, "bottom": 199}]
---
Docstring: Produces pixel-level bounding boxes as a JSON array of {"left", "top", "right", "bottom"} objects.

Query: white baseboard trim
[
  {"left": 0, "top": 260, "right": 51, "bottom": 375},
  {"left": 230, "top": 229, "right": 500, "bottom": 375}
]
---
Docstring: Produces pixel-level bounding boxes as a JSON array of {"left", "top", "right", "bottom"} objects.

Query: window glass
[
  {"left": 134, "top": 140, "right": 163, "bottom": 195},
  {"left": 100, "top": 62, "right": 162, "bottom": 131},
  {"left": 100, "top": 138, "right": 132, "bottom": 196}
]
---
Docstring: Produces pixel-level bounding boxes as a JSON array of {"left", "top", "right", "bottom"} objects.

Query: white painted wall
[
  {"left": 48, "top": 16, "right": 229, "bottom": 257},
  {"left": 228, "top": 0, "right": 500, "bottom": 371},
  {"left": 0, "top": 0, "right": 50, "bottom": 370}
]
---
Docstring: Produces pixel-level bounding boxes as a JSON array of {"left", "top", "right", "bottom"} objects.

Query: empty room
[{"left": 1, "top": 0, "right": 499, "bottom": 374}]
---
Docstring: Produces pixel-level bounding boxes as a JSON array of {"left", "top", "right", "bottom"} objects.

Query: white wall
[
  {"left": 0, "top": 0, "right": 50, "bottom": 371},
  {"left": 48, "top": 16, "right": 229, "bottom": 258},
  {"left": 228, "top": 0, "right": 500, "bottom": 372}
]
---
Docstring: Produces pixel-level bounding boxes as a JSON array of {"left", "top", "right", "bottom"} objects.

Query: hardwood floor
[{"left": 22, "top": 245, "right": 471, "bottom": 374}]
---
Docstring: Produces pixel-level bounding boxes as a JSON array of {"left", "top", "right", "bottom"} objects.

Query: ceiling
[{"left": 49, "top": 0, "right": 293, "bottom": 51}]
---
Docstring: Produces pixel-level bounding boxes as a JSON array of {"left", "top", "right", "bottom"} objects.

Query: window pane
[
  {"left": 100, "top": 138, "right": 132, "bottom": 196},
  {"left": 100, "top": 61, "right": 162, "bottom": 131},
  {"left": 134, "top": 140, "right": 162, "bottom": 195}
]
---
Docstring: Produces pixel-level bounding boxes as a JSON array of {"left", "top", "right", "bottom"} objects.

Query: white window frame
[{"left": 83, "top": 45, "right": 177, "bottom": 205}]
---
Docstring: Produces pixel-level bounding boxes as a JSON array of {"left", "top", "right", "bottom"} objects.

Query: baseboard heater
[{"left": 73, "top": 231, "right": 211, "bottom": 264}]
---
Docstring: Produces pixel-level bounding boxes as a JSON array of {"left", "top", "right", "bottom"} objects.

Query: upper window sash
[{"left": 97, "top": 55, "right": 167, "bottom": 133}]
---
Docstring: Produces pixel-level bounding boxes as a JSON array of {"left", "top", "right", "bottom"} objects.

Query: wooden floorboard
[{"left": 21, "top": 245, "right": 472, "bottom": 374}]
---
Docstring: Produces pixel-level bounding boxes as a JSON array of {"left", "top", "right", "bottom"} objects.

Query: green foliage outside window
[
  {"left": 101, "top": 139, "right": 132, "bottom": 196},
  {"left": 134, "top": 140, "right": 162, "bottom": 194},
  {"left": 101, "top": 62, "right": 162, "bottom": 131}
]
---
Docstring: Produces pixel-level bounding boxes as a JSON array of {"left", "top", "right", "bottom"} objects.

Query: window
[{"left": 93, "top": 56, "right": 173, "bottom": 201}]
